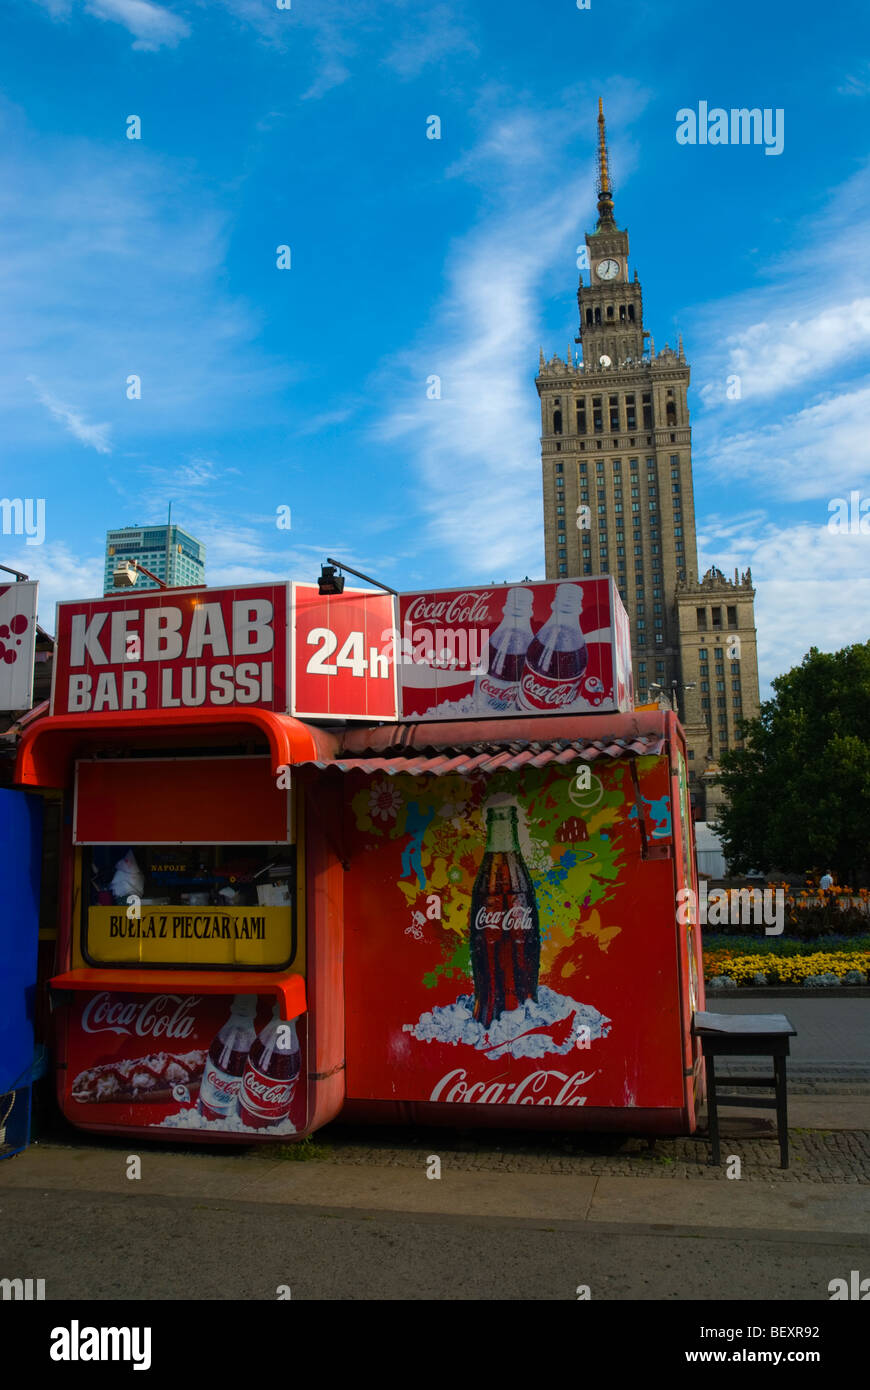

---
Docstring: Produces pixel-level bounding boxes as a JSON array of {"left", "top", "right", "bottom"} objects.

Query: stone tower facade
[{"left": 538, "top": 101, "right": 761, "bottom": 817}]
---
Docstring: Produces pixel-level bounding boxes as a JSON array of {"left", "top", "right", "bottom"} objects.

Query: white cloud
[
  {"left": 301, "top": 59, "right": 352, "bottom": 102},
  {"left": 85, "top": 0, "right": 189, "bottom": 49},
  {"left": 837, "top": 65, "right": 870, "bottom": 97},
  {"left": 0, "top": 115, "right": 291, "bottom": 454},
  {"left": 295, "top": 407, "right": 354, "bottom": 437},
  {"left": 26, "top": 376, "right": 112, "bottom": 454},
  {"left": 383, "top": 5, "right": 477, "bottom": 79},
  {"left": 37, "top": 0, "right": 191, "bottom": 49},
  {"left": 698, "top": 299, "right": 870, "bottom": 404},
  {"left": 696, "top": 384, "right": 870, "bottom": 500},
  {"left": 0, "top": 541, "right": 104, "bottom": 634},
  {"left": 696, "top": 514, "right": 870, "bottom": 694}
]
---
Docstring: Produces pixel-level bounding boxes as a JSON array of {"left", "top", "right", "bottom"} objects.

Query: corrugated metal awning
[{"left": 295, "top": 733, "right": 664, "bottom": 776}]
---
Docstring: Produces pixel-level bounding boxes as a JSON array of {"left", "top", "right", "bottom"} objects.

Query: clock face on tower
[{"left": 596, "top": 258, "right": 620, "bottom": 281}]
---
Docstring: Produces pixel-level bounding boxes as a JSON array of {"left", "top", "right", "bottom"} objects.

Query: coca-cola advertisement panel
[
  {"left": 51, "top": 583, "right": 290, "bottom": 716},
  {"left": 395, "top": 577, "right": 632, "bottom": 721},
  {"left": 63, "top": 991, "right": 308, "bottom": 1139},
  {"left": 342, "top": 756, "right": 685, "bottom": 1113}
]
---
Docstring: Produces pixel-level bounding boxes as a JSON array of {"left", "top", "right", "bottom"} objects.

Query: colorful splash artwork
[{"left": 342, "top": 755, "right": 692, "bottom": 1114}]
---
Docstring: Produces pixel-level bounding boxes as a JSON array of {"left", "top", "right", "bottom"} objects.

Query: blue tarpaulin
[{"left": 0, "top": 787, "right": 43, "bottom": 1158}]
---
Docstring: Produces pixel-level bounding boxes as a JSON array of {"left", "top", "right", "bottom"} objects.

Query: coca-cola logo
[
  {"left": 520, "top": 672, "right": 582, "bottom": 708},
  {"left": 240, "top": 1067, "right": 295, "bottom": 1112},
  {"left": 479, "top": 675, "right": 511, "bottom": 699},
  {"left": 80, "top": 991, "right": 199, "bottom": 1039},
  {"left": 405, "top": 591, "right": 493, "bottom": 625},
  {"left": 203, "top": 1066, "right": 239, "bottom": 1097},
  {"left": 429, "top": 1068, "right": 597, "bottom": 1106},
  {"left": 474, "top": 905, "right": 534, "bottom": 932}
]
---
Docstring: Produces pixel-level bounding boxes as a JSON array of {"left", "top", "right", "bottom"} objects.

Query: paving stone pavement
[{"left": 258, "top": 1122, "right": 870, "bottom": 1183}]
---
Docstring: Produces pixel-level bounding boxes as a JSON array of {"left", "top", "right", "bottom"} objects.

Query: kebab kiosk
[{"left": 13, "top": 576, "right": 706, "bottom": 1142}]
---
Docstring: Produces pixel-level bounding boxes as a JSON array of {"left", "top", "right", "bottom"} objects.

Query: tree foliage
[{"left": 714, "top": 643, "right": 870, "bottom": 882}]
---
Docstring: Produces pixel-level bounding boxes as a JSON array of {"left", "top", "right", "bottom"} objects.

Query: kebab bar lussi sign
[
  {"left": 52, "top": 576, "right": 633, "bottom": 722},
  {"left": 51, "top": 583, "right": 292, "bottom": 715}
]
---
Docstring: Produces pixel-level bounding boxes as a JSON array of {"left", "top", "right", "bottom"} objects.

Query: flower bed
[
  {"left": 708, "top": 883, "right": 870, "bottom": 938},
  {"left": 703, "top": 945, "right": 870, "bottom": 987}
]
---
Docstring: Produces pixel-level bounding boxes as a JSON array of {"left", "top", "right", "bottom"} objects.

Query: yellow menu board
[{"left": 84, "top": 905, "right": 297, "bottom": 969}]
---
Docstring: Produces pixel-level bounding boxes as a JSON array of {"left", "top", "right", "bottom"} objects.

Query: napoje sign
[{"left": 52, "top": 584, "right": 290, "bottom": 715}]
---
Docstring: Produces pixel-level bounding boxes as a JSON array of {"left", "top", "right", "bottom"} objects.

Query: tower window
[
  {"left": 727, "top": 605, "right": 737, "bottom": 626},
  {"left": 619, "top": 304, "right": 626, "bottom": 321},
  {"left": 553, "top": 409, "right": 562, "bottom": 435},
  {"left": 696, "top": 608, "right": 707, "bottom": 631},
  {"left": 586, "top": 308, "right": 593, "bottom": 326},
  {"left": 628, "top": 304, "right": 635, "bottom": 322},
  {"left": 592, "top": 397, "right": 603, "bottom": 432},
  {"left": 642, "top": 394, "right": 652, "bottom": 428},
  {"left": 555, "top": 462, "right": 563, "bottom": 473},
  {"left": 576, "top": 400, "right": 587, "bottom": 433},
  {"left": 625, "top": 395, "right": 636, "bottom": 430},
  {"left": 594, "top": 307, "right": 601, "bottom": 325},
  {"left": 666, "top": 401, "right": 676, "bottom": 426},
  {"left": 606, "top": 305, "right": 614, "bottom": 319},
  {"left": 609, "top": 397, "right": 619, "bottom": 431}
]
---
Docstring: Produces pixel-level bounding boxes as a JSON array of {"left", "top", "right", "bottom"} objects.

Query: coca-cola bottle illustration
[
  {"left": 473, "top": 587, "right": 534, "bottom": 714},
  {"left": 197, "top": 994, "right": 258, "bottom": 1121},
  {"left": 517, "top": 582, "right": 588, "bottom": 712},
  {"left": 237, "top": 1006, "right": 301, "bottom": 1130},
  {"left": 470, "top": 802, "right": 541, "bottom": 1028}
]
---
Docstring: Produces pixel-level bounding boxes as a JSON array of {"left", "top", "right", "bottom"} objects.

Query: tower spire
[{"left": 596, "top": 97, "right": 615, "bottom": 228}]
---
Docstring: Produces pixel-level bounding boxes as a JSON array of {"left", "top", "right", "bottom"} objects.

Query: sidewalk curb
[{"left": 2, "top": 1147, "right": 869, "bottom": 1233}]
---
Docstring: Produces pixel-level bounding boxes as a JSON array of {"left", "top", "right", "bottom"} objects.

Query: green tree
[{"left": 714, "top": 643, "right": 870, "bottom": 883}]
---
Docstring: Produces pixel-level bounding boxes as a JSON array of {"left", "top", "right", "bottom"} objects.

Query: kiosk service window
[{"left": 81, "top": 843, "right": 298, "bottom": 971}]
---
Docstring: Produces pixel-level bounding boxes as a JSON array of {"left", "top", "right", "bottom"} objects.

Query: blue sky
[{"left": 1, "top": 0, "right": 869, "bottom": 695}]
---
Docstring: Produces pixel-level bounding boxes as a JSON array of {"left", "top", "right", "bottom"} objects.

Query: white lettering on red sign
[
  {"left": 520, "top": 671, "right": 583, "bottom": 709},
  {"left": 404, "top": 592, "right": 493, "bottom": 625},
  {"left": 80, "top": 992, "right": 200, "bottom": 1039},
  {"left": 473, "top": 906, "right": 535, "bottom": 932},
  {"left": 429, "top": 1068, "right": 596, "bottom": 1106},
  {"left": 68, "top": 601, "right": 274, "bottom": 668}
]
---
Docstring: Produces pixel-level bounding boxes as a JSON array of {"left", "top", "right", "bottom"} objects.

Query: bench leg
[
  {"left": 705, "top": 1055, "right": 720, "bottom": 1165},
  {"left": 774, "top": 1055, "right": 789, "bottom": 1169}
]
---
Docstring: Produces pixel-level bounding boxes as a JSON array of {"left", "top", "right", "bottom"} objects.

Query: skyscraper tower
[{"left": 537, "top": 101, "right": 760, "bottom": 815}]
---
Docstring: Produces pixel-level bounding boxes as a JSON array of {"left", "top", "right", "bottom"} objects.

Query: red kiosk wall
[
  {"left": 339, "top": 752, "right": 693, "bottom": 1132},
  {"left": 47, "top": 749, "right": 350, "bottom": 1143}
]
